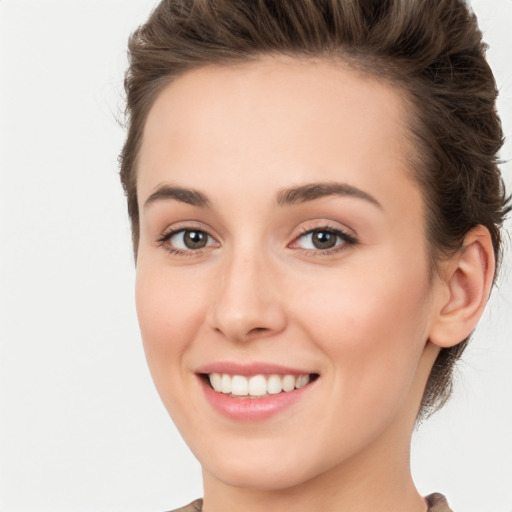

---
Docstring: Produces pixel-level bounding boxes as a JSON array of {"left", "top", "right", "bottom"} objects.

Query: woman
[{"left": 119, "top": 1, "right": 510, "bottom": 511}]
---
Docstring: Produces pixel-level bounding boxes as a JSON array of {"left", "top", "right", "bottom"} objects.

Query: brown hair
[{"left": 119, "top": 0, "right": 510, "bottom": 418}]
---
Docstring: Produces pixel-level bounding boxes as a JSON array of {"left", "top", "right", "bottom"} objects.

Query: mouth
[
  {"left": 200, "top": 372, "right": 320, "bottom": 399},
  {"left": 196, "top": 362, "right": 320, "bottom": 420}
]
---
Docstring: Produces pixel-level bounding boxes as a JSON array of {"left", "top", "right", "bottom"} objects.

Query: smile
[
  {"left": 207, "top": 373, "right": 313, "bottom": 398},
  {"left": 197, "top": 363, "right": 319, "bottom": 420}
]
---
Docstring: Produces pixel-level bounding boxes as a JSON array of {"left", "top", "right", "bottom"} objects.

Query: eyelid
[{"left": 157, "top": 219, "right": 216, "bottom": 240}]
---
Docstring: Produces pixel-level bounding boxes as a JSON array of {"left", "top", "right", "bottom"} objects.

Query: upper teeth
[{"left": 208, "top": 373, "right": 311, "bottom": 397}]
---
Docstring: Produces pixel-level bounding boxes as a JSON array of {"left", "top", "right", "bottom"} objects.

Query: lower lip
[{"left": 200, "top": 377, "right": 315, "bottom": 422}]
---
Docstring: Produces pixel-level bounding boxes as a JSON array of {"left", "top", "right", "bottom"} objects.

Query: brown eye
[
  {"left": 183, "top": 230, "right": 208, "bottom": 249},
  {"left": 166, "top": 229, "right": 215, "bottom": 251},
  {"left": 310, "top": 230, "right": 337, "bottom": 249},
  {"left": 293, "top": 227, "right": 357, "bottom": 253}
]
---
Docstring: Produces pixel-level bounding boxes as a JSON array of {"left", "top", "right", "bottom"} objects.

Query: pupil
[
  {"left": 184, "top": 230, "right": 207, "bottom": 249},
  {"left": 313, "top": 231, "right": 336, "bottom": 249}
]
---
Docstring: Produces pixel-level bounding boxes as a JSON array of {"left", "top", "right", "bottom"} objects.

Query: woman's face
[{"left": 135, "top": 58, "right": 442, "bottom": 490}]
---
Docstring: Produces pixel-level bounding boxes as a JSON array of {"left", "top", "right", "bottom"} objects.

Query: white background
[{"left": 0, "top": 1, "right": 511, "bottom": 511}]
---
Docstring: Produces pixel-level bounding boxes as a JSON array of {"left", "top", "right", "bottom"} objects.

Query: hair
[{"left": 119, "top": 0, "right": 510, "bottom": 418}]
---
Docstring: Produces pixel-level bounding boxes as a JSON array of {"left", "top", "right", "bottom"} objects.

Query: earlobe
[{"left": 429, "top": 225, "right": 495, "bottom": 348}]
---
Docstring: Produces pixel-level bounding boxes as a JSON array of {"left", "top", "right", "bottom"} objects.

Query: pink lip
[
  {"left": 196, "top": 361, "right": 313, "bottom": 376},
  {"left": 196, "top": 363, "right": 318, "bottom": 422},
  {"left": 201, "top": 383, "right": 313, "bottom": 421}
]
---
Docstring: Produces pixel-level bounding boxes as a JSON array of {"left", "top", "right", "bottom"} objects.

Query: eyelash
[{"left": 157, "top": 225, "right": 358, "bottom": 256}]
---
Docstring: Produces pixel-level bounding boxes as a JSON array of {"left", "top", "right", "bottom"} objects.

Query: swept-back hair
[{"left": 120, "top": 0, "right": 510, "bottom": 417}]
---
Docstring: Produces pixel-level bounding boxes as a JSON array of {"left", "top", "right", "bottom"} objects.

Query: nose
[{"left": 207, "top": 250, "right": 287, "bottom": 343}]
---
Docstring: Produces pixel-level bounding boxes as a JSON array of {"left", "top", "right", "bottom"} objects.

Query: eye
[
  {"left": 292, "top": 227, "right": 357, "bottom": 252},
  {"left": 159, "top": 228, "right": 217, "bottom": 253}
]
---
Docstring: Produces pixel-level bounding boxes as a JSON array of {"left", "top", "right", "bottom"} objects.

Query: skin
[{"left": 134, "top": 57, "right": 494, "bottom": 512}]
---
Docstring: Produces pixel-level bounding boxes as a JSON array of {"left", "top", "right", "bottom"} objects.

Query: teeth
[
  {"left": 210, "top": 372, "right": 222, "bottom": 392},
  {"left": 207, "top": 373, "right": 313, "bottom": 397},
  {"left": 267, "top": 374, "right": 283, "bottom": 394},
  {"left": 296, "top": 374, "right": 310, "bottom": 388},
  {"left": 248, "top": 375, "right": 267, "bottom": 396},
  {"left": 221, "top": 374, "right": 231, "bottom": 394},
  {"left": 282, "top": 374, "right": 296, "bottom": 392},
  {"left": 231, "top": 375, "right": 249, "bottom": 396}
]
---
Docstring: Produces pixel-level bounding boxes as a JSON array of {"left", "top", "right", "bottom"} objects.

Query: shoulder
[
  {"left": 426, "top": 493, "right": 453, "bottom": 512},
  {"left": 166, "top": 498, "right": 203, "bottom": 512}
]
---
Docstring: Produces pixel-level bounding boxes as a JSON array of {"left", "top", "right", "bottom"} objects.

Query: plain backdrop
[{"left": 0, "top": 1, "right": 511, "bottom": 511}]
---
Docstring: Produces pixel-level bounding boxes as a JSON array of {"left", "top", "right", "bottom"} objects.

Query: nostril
[{"left": 250, "top": 327, "right": 268, "bottom": 333}]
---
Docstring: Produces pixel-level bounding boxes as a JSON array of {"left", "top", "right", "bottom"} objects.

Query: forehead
[{"left": 137, "top": 56, "right": 420, "bottom": 213}]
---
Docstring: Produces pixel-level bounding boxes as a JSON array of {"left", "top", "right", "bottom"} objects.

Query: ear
[{"left": 429, "top": 225, "right": 496, "bottom": 348}]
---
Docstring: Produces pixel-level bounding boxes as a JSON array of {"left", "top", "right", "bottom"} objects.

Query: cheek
[
  {"left": 296, "top": 253, "right": 431, "bottom": 342},
  {"left": 293, "top": 258, "right": 432, "bottom": 417},
  {"left": 135, "top": 263, "right": 208, "bottom": 390}
]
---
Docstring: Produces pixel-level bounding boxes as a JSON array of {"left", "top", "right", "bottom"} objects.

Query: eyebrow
[
  {"left": 276, "top": 182, "right": 382, "bottom": 209},
  {"left": 143, "top": 181, "right": 382, "bottom": 210},
  {"left": 144, "top": 185, "right": 210, "bottom": 208}
]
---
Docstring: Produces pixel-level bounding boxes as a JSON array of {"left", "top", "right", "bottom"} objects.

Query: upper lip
[{"left": 195, "top": 361, "right": 316, "bottom": 376}]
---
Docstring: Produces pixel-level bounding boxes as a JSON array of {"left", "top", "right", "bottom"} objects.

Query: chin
[
  {"left": 209, "top": 461, "right": 314, "bottom": 491},
  {"left": 199, "top": 441, "right": 331, "bottom": 492}
]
